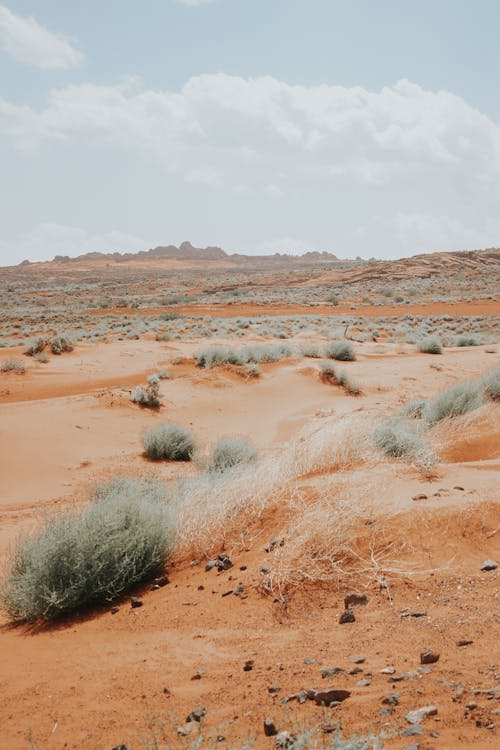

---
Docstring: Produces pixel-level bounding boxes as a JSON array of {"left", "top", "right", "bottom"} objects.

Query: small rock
[
  {"left": 312, "top": 689, "right": 351, "bottom": 706},
  {"left": 380, "top": 666, "right": 396, "bottom": 674},
  {"left": 350, "top": 656, "right": 366, "bottom": 664},
  {"left": 382, "top": 693, "right": 400, "bottom": 706},
  {"left": 265, "top": 537, "right": 284, "bottom": 553},
  {"left": 191, "top": 669, "right": 205, "bottom": 680},
  {"left": 344, "top": 592, "right": 368, "bottom": 608},
  {"left": 177, "top": 723, "right": 196, "bottom": 737},
  {"left": 356, "top": 679, "right": 371, "bottom": 687},
  {"left": 234, "top": 583, "right": 244, "bottom": 596},
  {"left": 303, "top": 657, "right": 316, "bottom": 665},
  {"left": 349, "top": 667, "right": 363, "bottom": 675},
  {"left": 112, "top": 746, "right": 130, "bottom": 750},
  {"left": 403, "top": 725, "right": 424, "bottom": 737},
  {"left": 403, "top": 744, "right": 420, "bottom": 750},
  {"left": 412, "top": 493, "right": 428, "bottom": 501},
  {"left": 453, "top": 486, "right": 464, "bottom": 491},
  {"left": 420, "top": 650, "right": 440, "bottom": 665},
  {"left": 239, "top": 565, "right": 247, "bottom": 571},
  {"left": 339, "top": 609, "right": 356, "bottom": 624},
  {"left": 280, "top": 691, "right": 308, "bottom": 705},
  {"left": 457, "top": 640, "right": 473, "bottom": 647},
  {"left": 406, "top": 706, "right": 438, "bottom": 724},
  {"left": 222, "top": 589, "right": 233, "bottom": 597},
  {"left": 268, "top": 686, "right": 282, "bottom": 695},
  {"left": 321, "top": 667, "right": 344, "bottom": 679},
  {"left": 130, "top": 597, "right": 143, "bottom": 609},
  {"left": 380, "top": 708, "right": 393, "bottom": 717},
  {"left": 110, "top": 606, "right": 119, "bottom": 615},
  {"left": 264, "top": 718, "right": 278, "bottom": 737},
  {"left": 187, "top": 707, "right": 206, "bottom": 723},
  {"left": 411, "top": 611, "right": 427, "bottom": 618},
  {"left": 153, "top": 575, "right": 169, "bottom": 588},
  {"left": 275, "top": 731, "right": 297, "bottom": 749},
  {"left": 205, "top": 559, "right": 217, "bottom": 571},
  {"left": 162, "top": 687, "right": 171, "bottom": 696},
  {"left": 243, "top": 660, "right": 254, "bottom": 672},
  {"left": 261, "top": 566, "right": 270, "bottom": 574},
  {"left": 481, "top": 560, "right": 498, "bottom": 572}
]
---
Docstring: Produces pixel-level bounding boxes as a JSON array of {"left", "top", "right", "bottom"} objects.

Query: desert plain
[{"left": 0, "top": 245, "right": 499, "bottom": 750}]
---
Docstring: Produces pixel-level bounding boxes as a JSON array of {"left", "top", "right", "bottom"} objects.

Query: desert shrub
[
  {"left": 455, "top": 334, "right": 481, "bottom": 347},
  {"left": 482, "top": 365, "right": 500, "bottom": 401},
  {"left": 24, "top": 336, "right": 46, "bottom": 356},
  {"left": 300, "top": 342, "right": 321, "bottom": 358},
  {"left": 142, "top": 423, "right": 195, "bottom": 461},
  {"left": 374, "top": 419, "right": 427, "bottom": 459},
  {"left": 0, "top": 478, "right": 175, "bottom": 622},
  {"left": 0, "top": 357, "right": 25, "bottom": 373},
  {"left": 324, "top": 340, "right": 356, "bottom": 361},
  {"left": 131, "top": 379, "right": 161, "bottom": 409},
  {"left": 319, "top": 362, "right": 360, "bottom": 394},
  {"left": 194, "top": 346, "right": 244, "bottom": 368},
  {"left": 209, "top": 437, "right": 257, "bottom": 474},
  {"left": 245, "top": 362, "right": 261, "bottom": 378},
  {"left": 417, "top": 335, "right": 442, "bottom": 354},
  {"left": 423, "top": 380, "right": 483, "bottom": 424},
  {"left": 244, "top": 342, "right": 293, "bottom": 363},
  {"left": 33, "top": 351, "right": 49, "bottom": 363},
  {"left": 50, "top": 334, "right": 74, "bottom": 355},
  {"left": 396, "top": 398, "right": 426, "bottom": 419}
]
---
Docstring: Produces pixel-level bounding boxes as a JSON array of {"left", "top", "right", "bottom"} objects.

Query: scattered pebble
[
  {"left": 481, "top": 559, "right": 498, "bottom": 572},
  {"left": 130, "top": 597, "right": 143, "bottom": 609},
  {"left": 406, "top": 706, "right": 438, "bottom": 724},
  {"left": 420, "top": 650, "right": 440, "bottom": 665},
  {"left": 264, "top": 718, "right": 278, "bottom": 737},
  {"left": 339, "top": 609, "right": 356, "bottom": 624}
]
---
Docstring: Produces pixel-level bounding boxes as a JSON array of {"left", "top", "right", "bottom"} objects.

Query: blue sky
[{"left": 1, "top": 0, "right": 499, "bottom": 264}]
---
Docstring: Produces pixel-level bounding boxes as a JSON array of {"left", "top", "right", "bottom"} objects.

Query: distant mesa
[{"left": 46, "top": 241, "right": 340, "bottom": 265}]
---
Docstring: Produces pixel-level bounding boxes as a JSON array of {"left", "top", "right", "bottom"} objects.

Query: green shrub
[
  {"left": 482, "top": 365, "right": 500, "bottom": 401},
  {"left": 209, "top": 437, "right": 257, "bottom": 473},
  {"left": 0, "top": 357, "right": 25, "bottom": 373},
  {"left": 194, "top": 346, "right": 244, "bottom": 368},
  {"left": 423, "top": 380, "right": 483, "bottom": 424},
  {"left": 50, "top": 334, "right": 74, "bottom": 355},
  {"left": 142, "top": 423, "right": 195, "bottom": 461},
  {"left": 417, "top": 335, "right": 442, "bottom": 354},
  {"left": 24, "top": 336, "right": 46, "bottom": 356},
  {"left": 455, "top": 334, "right": 481, "bottom": 347},
  {"left": 0, "top": 478, "right": 174, "bottom": 622},
  {"left": 396, "top": 398, "right": 426, "bottom": 419},
  {"left": 324, "top": 341, "right": 356, "bottom": 361},
  {"left": 300, "top": 343, "right": 321, "bottom": 358},
  {"left": 374, "top": 419, "right": 427, "bottom": 459}
]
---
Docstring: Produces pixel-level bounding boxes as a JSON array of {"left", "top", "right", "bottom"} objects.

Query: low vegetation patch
[
  {"left": 324, "top": 340, "right": 356, "bottom": 361},
  {"left": 24, "top": 336, "right": 46, "bottom": 357},
  {"left": 142, "top": 423, "right": 196, "bottom": 461},
  {"left": 455, "top": 334, "right": 481, "bottom": 347},
  {"left": 50, "top": 334, "right": 74, "bottom": 355},
  {"left": 194, "top": 343, "right": 293, "bottom": 368},
  {"left": 0, "top": 357, "right": 25, "bottom": 373},
  {"left": 319, "top": 361, "right": 361, "bottom": 395},
  {"left": 417, "top": 335, "right": 442, "bottom": 354},
  {"left": 209, "top": 437, "right": 257, "bottom": 473},
  {"left": 423, "top": 380, "right": 483, "bottom": 424},
  {"left": 374, "top": 418, "right": 428, "bottom": 460},
  {"left": 0, "top": 478, "right": 174, "bottom": 622},
  {"left": 131, "top": 376, "right": 161, "bottom": 409}
]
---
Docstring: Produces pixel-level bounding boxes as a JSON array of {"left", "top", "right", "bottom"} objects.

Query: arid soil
[{"left": 0, "top": 251, "right": 499, "bottom": 750}]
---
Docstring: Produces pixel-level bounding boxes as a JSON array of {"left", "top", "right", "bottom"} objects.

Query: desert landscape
[{"left": 0, "top": 245, "right": 498, "bottom": 750}]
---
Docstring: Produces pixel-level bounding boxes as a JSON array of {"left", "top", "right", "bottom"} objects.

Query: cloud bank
[{"left": 0, "top": 4, "right": 83, "bottom": 69}]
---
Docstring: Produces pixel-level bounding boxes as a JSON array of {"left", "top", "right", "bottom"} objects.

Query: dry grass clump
[
  {"left": 0, "top": 357, "right": 25, "bottom": 373},
  {"left": 142, "top": 423, "right": 196, "bottom": 461},
  {"left": 0, "top": 478, "right": 174, "bottom": 622},
  {"left": 417, "top": 335, "right": 442, "bottom": 354},
  {"left": 131, "top": 376, "right": 161, "bottom": 409},
  {"left": 455, "top": 334, "right": 481, "bottom": 347},
  {"left": 374, "top": 419, "right": 427, "bottom": 459},
  {"left": 23, "top": 335, "right": 46, "bottom": 356},
  {"left": 50, "top": 334, "right": 74, "bottom": 354},
  {"left": 194, "top": 343, "right": 294, "bottom": 368},
  {"left": 319, "top": 361, "right": 361, "bottom": 395},
  {"left": 324, "top": 340, "right": 356, "bottom": 361}
]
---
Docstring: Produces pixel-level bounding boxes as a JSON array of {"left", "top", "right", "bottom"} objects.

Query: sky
[{"left": 1, "top": 1, "right": 500, "bottom": 265}]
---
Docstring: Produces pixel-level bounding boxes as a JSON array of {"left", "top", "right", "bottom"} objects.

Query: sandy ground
[{"left": 0, "top": 331, "right": 499, "bottom": 749}]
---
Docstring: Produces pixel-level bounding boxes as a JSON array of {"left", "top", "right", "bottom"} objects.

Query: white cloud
[
  {"left": 0, "top": 4, "right": 83, "bottom": 69},
  {"left": 1, "top": 73, "right": 499, "bottom": 259},
  {"left": 0, "top": 224, "right": 153, "bottom": 266}
]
